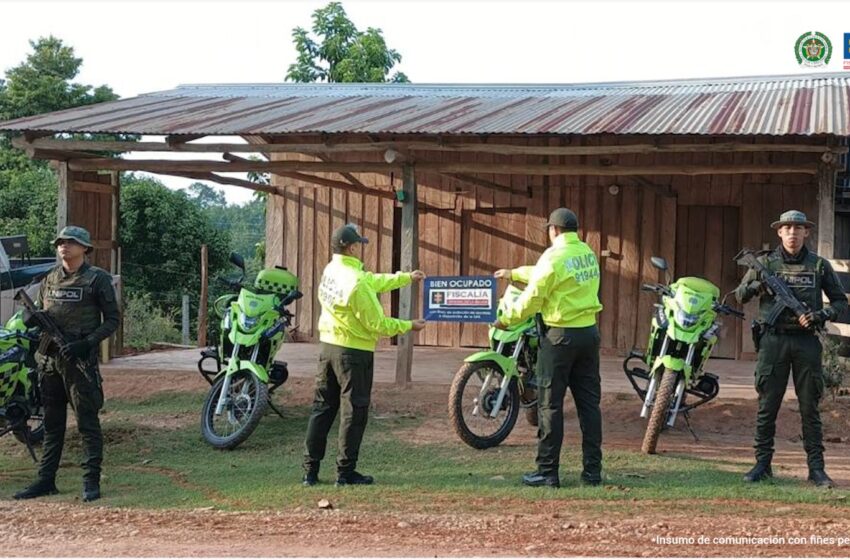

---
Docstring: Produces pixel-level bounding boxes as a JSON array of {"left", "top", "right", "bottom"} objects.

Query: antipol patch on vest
[
  {"left": 46, "top": 287, "right": 83, "bottom": 302},
  {"left": 776, "top": 271, "right": 816, "bottom": 289}
]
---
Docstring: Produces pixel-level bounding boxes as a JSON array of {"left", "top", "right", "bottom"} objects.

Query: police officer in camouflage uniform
[
  {"left": 494, "top": 208, "right": 604, "bottom": 488},
  {"left": 14, "top": 226, "right": 120, "bottom": 502},
  {"left": 736, "top": 211, "right": 848, "bottom": 488},
  {"left": 302, "top": 224, "right": 427, "bottom": 487}
]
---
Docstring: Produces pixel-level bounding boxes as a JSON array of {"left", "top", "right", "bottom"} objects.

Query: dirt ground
[{"left": 3, "top": 368, "right": 850, "bottom": 557}]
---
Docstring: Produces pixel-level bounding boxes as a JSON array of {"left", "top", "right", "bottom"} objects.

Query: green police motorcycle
[
  {"left": 198, "top": 253, "right": 301, "bottom": 449},
  {"left": 0, "top": 308, "right": 44, "bottom": 460},
  {"left": 622, "top": 257, "right": 744, "bottom": 454},
  {"left": 449, "top": 284, "right": 540, "bottom": 449}
]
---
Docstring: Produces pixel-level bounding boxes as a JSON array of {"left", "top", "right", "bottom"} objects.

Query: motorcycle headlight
[
  {"left": 674, "top": 307, "right": 700, "bottom": 329},
  {"left": 238, "top": 312, "right": 260, "bottom": 330}
]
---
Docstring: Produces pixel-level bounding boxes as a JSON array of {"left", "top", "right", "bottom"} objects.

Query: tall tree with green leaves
[
  {"left": 0, "top": 36, "right": 120, "bottom": 255},
  {"left": 286, "top": 2, "right": 409, "bottom": 83}
]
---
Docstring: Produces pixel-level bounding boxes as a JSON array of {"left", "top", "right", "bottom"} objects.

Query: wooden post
[
  {"left": 199, "top": 244, "right": 209, "bottom": 347},
  {"left": 817, "top": 163, "right": 836, "bottom": 258},
  {"left": 110, "top": 171, "right": 120, "bottom": 274},
  {"left": 395, "top": 164, "right": 418, "bottom": 386},
  {"left": 56, "top": 161, "right": 70, "bottom": 232},
  {"left": 114, "top": 275, "right": 124, "bottom": 356},
  {"left": 182, "top": 294, "right": 191, "bottom": 346}
]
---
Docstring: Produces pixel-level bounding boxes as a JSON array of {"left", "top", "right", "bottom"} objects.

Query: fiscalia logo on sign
[
  {"left": 844, "top": 33, "right": 850, "bottom": 70},
  {"left": 794, "top": 31, "right": 832, "bottom": 67}
]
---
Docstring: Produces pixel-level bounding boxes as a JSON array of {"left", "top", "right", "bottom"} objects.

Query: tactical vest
[
  {"left": 40, "top": 263, "right": 106, "bottom": 341},
  {"left": 759, "top": 247, "right": 825, "bottom": 329}
]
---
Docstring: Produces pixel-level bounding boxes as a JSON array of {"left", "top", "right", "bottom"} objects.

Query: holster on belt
[
  {"left": 534, "top": 313, "right": 548, "bottom": 338},
  {"left": 751, "top": 320, "right": 765, "bottom": 352}
]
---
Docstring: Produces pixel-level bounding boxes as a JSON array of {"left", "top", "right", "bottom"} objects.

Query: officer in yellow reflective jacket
[
  {"left": 494, "top": 208, "right": 604, "bottom": 488},
  {"left": 303, "top": 224, "right": 427, "bottom": 486}
]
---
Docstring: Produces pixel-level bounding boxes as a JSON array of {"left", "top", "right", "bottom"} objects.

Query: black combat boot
[
  {"left": 521, "top": 471, "right": 560, "bottom": 488},
  {"left": 335, "top": 471, "right": 374, "bottom": 486},
  {"left": 13, "top": 479, "right": 59, "bottom": 500},
  {"left": 302, "top": 470, "right": 319, "bottom": 487},
  {"left": 743, "top": 462, "right": 773, "bottom": 483},
  {"left": 82, "top": 479, "right": 101, "bottom": 502},
  {"left": 808, "top": 469, "right": 834, "bottom": 488}
]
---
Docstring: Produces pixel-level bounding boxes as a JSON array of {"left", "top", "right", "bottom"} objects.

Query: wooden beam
[
  {"left": 23, "top": 137, "right": 850, "bottom": 156},
  {"left": 395, "top": 164, "right": 418, "bottom": 387},
  {"left": 23, "top": 131, "right": 53, "bottom": 143},
  {"left": 222, "top": 152, "right": 395, "bottom": 199},
  {"left": 66, "top": 158, "right": 819, "bottom": 176},
  {"left": 73, "top": 180, "right": 114, "bottom": 194},
  {"left": 56, "top": 162, "right": 70, "bottom": 232},
  {"left": 817, "top": 162, "right": 836, "bottom": 258},
  {"left": 441, "top": 173, "right": 517, "bottom": 195},
  {"left": 67, "top": 158, "right": 399, "bottom": 174},
  {"left": 416, "top": 163, "right": 820, "bottom": 176},
  {"left": 165, "top": 134, "right": 205, "bottom": 146},
  {"left": 170, "top": 171, "right": 282, "bottom": 196},
  {"left": 276, "top": 171, "right": 396, "bottom": 200}
]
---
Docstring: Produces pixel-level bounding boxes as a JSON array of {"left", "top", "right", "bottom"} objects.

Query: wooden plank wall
[{"left": 265, "top": 135, "right": 826, "bottom": 358}]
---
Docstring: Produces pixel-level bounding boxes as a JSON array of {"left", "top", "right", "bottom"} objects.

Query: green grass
[{"left": 0, "top": 390, "right": 848, "bottom": 515}]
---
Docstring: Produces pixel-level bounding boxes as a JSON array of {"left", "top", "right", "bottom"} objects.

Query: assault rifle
[
  {"left": 734, "top": 249, "right": 820, "bottom": 328},
  {"left": 14, "top": 288, "right": 94, "bottom": 381}
]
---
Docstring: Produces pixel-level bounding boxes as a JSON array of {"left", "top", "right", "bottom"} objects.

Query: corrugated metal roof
[{"left": 1, "top": 73, "right": 849, "bottom": 137}]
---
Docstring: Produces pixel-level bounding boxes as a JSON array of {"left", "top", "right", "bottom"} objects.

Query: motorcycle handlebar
[{"left": 715, "top": 304, "right": 745, "bottom": 319}]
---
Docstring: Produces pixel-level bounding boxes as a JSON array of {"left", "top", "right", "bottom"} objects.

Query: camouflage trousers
[
  {"left": 754, "top": 331, "right": 825, "bottom": 470},
  {"left": 36, "top": 353, "right": 104, "bottom": 483}
]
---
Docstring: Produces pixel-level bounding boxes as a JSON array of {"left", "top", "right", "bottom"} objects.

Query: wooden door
[
  {"left": 459, "top": 208, "right": 527, "bottom": 347},
  {"left": 675, "top": 206, "right": 742, "bottom": 359}
]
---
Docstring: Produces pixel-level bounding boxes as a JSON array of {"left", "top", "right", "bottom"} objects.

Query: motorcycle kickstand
[
  {"left": 682, "top": 411, "right": 699, "bottom": 443},
  {"left": 267, "top": 400, "right": 285, "bottom": 419}
]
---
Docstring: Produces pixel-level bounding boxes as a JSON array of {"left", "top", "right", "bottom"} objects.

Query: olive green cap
[
  {"left": 52, "top": 226, "right": 94, "bottom": 251},
  {"left": 770, "top": 210, "right": 815, "bottom": 229}
]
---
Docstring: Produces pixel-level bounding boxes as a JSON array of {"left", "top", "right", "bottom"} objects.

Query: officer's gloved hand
[
  {"left": 60, "top": 339, "right": 94, "bottom": 361},
  {"left": 746, "top": 280, "right": 765, "bottom": 296},
  {"left": 22, "top": 309, "right": 48, "bottom": 329},
  {"left": 812, "top": 309, "right": 831, "bottom": 326}
]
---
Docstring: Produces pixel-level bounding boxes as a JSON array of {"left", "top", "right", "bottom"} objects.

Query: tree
[
  {"left": 119, "top": 174, "right": 231, "bottom": 306},
  {"left": 0, "top": 36, "right": 120, "bottom": 255},
  {"left": 0, "top": 36, "right": 117, "bottom": 122},
  {"left": 185, "top": 182, "right": 227, "bottom": 209},
  {"left": 286, "top": 2, "right": 409, "bottom": 83}
]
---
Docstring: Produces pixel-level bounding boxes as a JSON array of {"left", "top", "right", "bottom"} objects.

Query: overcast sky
[{"left": 2, "top": 0, "right": 848, "bottom": 203}]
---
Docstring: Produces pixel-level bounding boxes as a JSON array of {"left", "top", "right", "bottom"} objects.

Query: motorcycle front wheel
[
  {"left": 448, "top": 361, "right": 519, "bottom": 449},
  {"left": 641, "top": 367, "right": 679, "bottom": 454},
  {"left": 201, "top": 370, "right": 269, "bottom": 450}
]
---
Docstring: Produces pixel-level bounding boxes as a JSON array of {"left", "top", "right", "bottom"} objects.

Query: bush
[
  {"left": 123, "top": 293, "right": 182, "bottom": 351},
  {"left": 823, "top": 335, "right": 848, "bottom": 397}
]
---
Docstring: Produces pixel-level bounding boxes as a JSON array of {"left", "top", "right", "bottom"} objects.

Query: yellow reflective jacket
[
  {"left": 317, "top": 254, "right": 413, "bottom": 351},
  {"left": 501, "top": 232, "right": 603, "bottom": 328}
]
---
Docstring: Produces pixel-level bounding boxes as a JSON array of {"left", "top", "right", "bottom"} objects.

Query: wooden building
[{"left": 1, "top": 73, "right": 848, "bottom": 377}]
